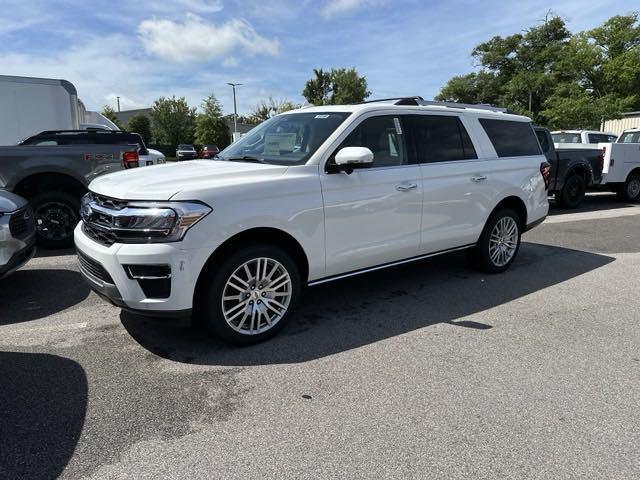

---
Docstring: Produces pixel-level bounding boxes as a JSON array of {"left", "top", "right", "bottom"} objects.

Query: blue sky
[{"left": 1, "top": 0, "right": 636, "bottom": 115}]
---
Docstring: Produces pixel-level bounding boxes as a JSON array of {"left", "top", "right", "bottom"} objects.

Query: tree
[
  {"left": 302, "top": 67, "right": 370, "bottom": 105},
  {"left": 150, "top": 96, "right": 196, "bottom": 146},
  {"left": 127, "top": 114, "right": 152, "bottom": 145},
  {"left": 195, "top": 93, "right": 230, "bottom": 148},
  {"left": 436, "top": 13, "right": 640, "bottom": 129},
  {"left": 101, "top": 105, "right": 123, "bottom": 130},
  {"left": 250, "top": 96, "right": 298, "bottom": 123}
]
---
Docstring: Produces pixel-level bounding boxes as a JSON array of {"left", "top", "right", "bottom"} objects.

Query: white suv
[{"left": 75, "top": 98, "right": 549, "bottom": 344}]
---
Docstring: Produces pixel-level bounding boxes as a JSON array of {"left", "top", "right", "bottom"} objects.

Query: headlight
[{"left": 81, "top": 194, "right": 211, "bottom": 243}]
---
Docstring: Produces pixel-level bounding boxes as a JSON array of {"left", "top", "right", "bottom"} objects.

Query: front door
[{"left": 320, "top": 114, "right": 423, "bottom": 277}]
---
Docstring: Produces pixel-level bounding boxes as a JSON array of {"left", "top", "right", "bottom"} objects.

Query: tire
[
  {"left": 615, "top": 174, "right": 640, "bottom": 203},
  {"left": 30, "top": 191, "right": 80, "bottom": 249},
  {"left": 555, "top": 174, "right": 586, "bottom": 209},
  {"left": 470, "top": 208, "right": 522, "bottom": 274},
  {"left": 198, "top": 245, "right": 301, "bottom": 345}
]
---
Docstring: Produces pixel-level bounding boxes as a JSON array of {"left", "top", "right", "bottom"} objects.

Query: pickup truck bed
[
  {"left": 535, "top": 127, "right": 604, "bottom": 208},
  {"left": 0, "top": 143, "right": 139, "bottom": 248}
]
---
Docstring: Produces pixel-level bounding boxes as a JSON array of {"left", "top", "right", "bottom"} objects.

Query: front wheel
[
  {"left": 470, "top": 208, "right": 522, "bottom": 274},
  {"left": 198, "top": 245, "right": 301, "bottom": 345},
  {"left": 616, "top": 174, "right": 640, "bottom": 203}
]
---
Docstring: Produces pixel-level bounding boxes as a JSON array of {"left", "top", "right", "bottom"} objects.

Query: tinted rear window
[
  {"left": 552, "top": 132, "right": 581, "bottom": 144},
  {"left": 587, "top": 133, "right": 615, "bottom": 143},
  {"left": 405, "top": 115, "right": 477, "bottom": 163},
  {"left": 480, "top": 119, "right": 541, "bottom": 157}
]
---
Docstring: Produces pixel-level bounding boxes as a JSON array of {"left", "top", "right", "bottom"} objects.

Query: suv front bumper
[
  {"left": 0, "top": 208, "right": 37, "bottom": 279},
  {"left": 74, "top": 223, "right": 207, "bottom": 317}
]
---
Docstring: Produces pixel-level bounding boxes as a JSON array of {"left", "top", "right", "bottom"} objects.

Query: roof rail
[
  {"left": 360, "top": 96, "right": 424, "bottom": 105},
  {"left": 37, "top": 129, "right": 126, "bottom": 135},
  {"left": 416, "top": 100, "right": 508, "bottom": 113}
]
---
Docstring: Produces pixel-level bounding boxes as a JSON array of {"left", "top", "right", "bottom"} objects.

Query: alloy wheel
[
  {"left": 221, "top": 257, "right": 292, "bottom": 335},
  {"left": 488, "top": 216, "right": 519, "bottom": 267}
]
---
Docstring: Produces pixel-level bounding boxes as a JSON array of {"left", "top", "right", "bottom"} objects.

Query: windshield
[
  {"left": 552, "top": 133, "right": 581, "bottom": 144},
  {"left": 619, "top": 131, "right": 640, "bottom": 143},
  {"left": 217, "top": 112, "right": 351, "bottom": 165},
  {"left": 178, "top": 144, "right": 194, "bottom": 150}
]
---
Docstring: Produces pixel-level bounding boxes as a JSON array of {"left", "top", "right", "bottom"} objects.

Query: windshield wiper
[{"left": 225, "top": 155, "right": 267, "bottom": 164}]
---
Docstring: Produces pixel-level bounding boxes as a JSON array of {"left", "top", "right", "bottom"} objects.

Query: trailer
[{"left": 0, "top": 74, "right": 81, "bottom": 145}]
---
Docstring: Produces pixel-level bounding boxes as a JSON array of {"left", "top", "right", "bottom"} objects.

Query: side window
[
  {"left": 479, "top": 119, "right": 541, "bottom": 157},
  {"left": 588, "top": 134, "right": 608, "bottom": 143},
  {"left": 535, "top": 130, "right": 550, "bottom": 154},
  {"left": 338, "top": 116, "right": 406, "bottom": 167},
  {"left": 607, "top": 135, "right": 618, "bottom": 143},
  {"left": 33, "top": 140, "right": 58, "bottom": 146},
  {"left": 405, "top": 115, "right": 477, "bottom": 163}
]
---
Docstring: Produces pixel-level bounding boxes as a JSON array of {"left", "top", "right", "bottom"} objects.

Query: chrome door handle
[
  {"left": 396, "top": 183, "right": 418, "bottom": 192},
  {"left": 471, "top": 175, "right": 487, "bottom": 182}
]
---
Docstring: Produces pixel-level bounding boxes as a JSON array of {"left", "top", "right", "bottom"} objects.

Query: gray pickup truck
[
  {"left": 534, "top": 127, "right": 604, "bottom": 209},
  {"left": 0, "top": 143, "right": 139, "bottom": 248}
]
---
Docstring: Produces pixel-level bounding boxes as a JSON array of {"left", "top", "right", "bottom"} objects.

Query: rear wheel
[
  {"left": 198, "top": 245, "right": 301, "bottom": 345},
  {"left": 555, "top": 174, "right": 586, "bottom": 209},
  {"left": 470, "top": 208, "right": 521, "bottom": 274},
  {"left": 30, "top": 191, "right": 79, "bottom": 249},
  {"left": 616, "top": 174, "right": 640, "bottom": 203}
]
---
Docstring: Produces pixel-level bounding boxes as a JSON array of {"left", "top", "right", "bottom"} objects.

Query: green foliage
[
  {"left": 436, "top": 13, "right": 640, "bottom": 129},
  {"left": 302, "top": 67, "right": 370, "bottom": 105},
  {"left": 250, "top": 96, "right": 299, "bottom": 123},
  {"left": 195, "top": 93, "right": 230, "bottom": 148},
  {"left": 101, "top": 105, "right": 123, "bottom": 130},
  {"left": 150, "top": 96, "right": 197, "bottom": 146},
  {"left": 127, "top": 114, "right": 152, "bottom": 145}
]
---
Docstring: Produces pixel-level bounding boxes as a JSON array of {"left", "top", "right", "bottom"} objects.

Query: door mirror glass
[{"left": 334, "top": 147, "right": 374, "bottom": 167}]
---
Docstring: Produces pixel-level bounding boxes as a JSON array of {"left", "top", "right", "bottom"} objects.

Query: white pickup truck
[
  {"left": 601, "top": 129, "right": 640, "bottom": 202},
  {"left": 75, "top": 98, "right": 549, "bottom": 344},
  {"left": 552, "top": 130, "right": 618, "bottom": 145}
]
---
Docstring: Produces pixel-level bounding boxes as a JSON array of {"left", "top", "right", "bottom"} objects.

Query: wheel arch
[
  {"left": 490, "top": 195, "right": 528, "bottom": 229},
  {"left": 193, "top": 227, "right": 310, "bottom": 309},
  {"left": 14, "top": 172, "right": 86, "bottom": 200}
]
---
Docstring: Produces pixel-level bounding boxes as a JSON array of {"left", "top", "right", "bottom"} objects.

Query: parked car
[
  {"left": 199, "top": 144, "right": 220, "bottom": 159},
  {"left": 617, "top": 128, "right": 640, "bottom": 144},
  {"left": 0, "top": 142, "right": 140, "bottom": 248},
  {"left": 176, "top": 144, "right": 198, "bottom": 161},
  {"left": 75, "top": 98, "right": 549, "bottom": 344},
  {"left": 0, "top": 190, "right": 36, "bottom": 279},
  {"left": 535, "top": 127, "right": 605, "bottom": 208},
  {"left": 551, "top": 130, "right": 618, "bottom": 145},
  {"left": 19, "top": 130, "right": 166, "bottom": 166}
]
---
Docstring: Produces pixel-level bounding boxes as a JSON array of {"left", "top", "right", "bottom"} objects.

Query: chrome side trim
[{"left": 307, "top": 244, "right": 475, "bottom": 286}]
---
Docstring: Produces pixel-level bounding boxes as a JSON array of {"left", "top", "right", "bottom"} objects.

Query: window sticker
[
  {"left": 315, "top": 114, "right": 330, "bottom": 119},
  {"left": 393, "top": 117, "right": 403, "bottom": 135},
  {"left": 263, "top": 133, "right": 297, "bottom": 155}
]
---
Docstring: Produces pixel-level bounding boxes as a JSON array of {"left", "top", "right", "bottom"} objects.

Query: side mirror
[{"left": 332, "top": 147, "right": 373, "bottom": 173}]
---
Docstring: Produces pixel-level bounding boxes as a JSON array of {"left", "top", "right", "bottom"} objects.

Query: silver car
[{"left": 0, "top": 190, "right": 36, "bottom": 279}]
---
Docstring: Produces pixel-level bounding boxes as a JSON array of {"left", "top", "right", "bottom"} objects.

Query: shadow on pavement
[
  {"left": 0, "top": 351, "right": 87, "bottom": 480},
  {"left": 0, "top": 269, "right": 90, "bottom": 325},
  {"left": 548, "top": 192, "right": 635, "bottom": 216},
  {"left": 122, "top": 242, "right": 614, "bottom": 366}
]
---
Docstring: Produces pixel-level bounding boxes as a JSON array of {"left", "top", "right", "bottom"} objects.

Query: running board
[{"left": 307, "top": 244, "right": 475, "bottom": 286}]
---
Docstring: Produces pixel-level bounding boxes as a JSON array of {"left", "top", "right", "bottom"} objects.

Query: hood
[
  {"left": 89, "top": 160, "right": 289, "bottom": 200},
  {"left": 0, "top": 190, "right": 28, "bottom": 213}
]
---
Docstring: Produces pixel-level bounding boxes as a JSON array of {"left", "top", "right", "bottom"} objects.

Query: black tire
[
  {"left": 470, "top": 208, "right": 522, "bottom": 274},
  {"left": 30, "top": 191, "right": 80, "bottom": 249},
  {"left": 615, "top": 174, "right": 640, "bottom": 203},
  {"left": 555, "top": 174, "right": 586, "bottom": 209},
  {"left": 197, "top": 245, "right": 301, "bottom": 345}
]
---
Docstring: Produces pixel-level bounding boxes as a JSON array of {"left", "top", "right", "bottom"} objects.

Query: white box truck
[{"left": 0, "top": 74, "right": 82, "bottom": 145}]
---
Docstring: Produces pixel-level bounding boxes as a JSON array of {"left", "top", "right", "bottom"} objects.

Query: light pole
[
  {"left": 116, "top": 96, "right": 121, "bottom": 112},
  {"left": 227, "top": 82, "right": 242, "bottom": 140}
]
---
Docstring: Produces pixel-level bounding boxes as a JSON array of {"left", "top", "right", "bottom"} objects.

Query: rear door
[{"left": 404, "top": 114, "right": 486, "bottom": 253}]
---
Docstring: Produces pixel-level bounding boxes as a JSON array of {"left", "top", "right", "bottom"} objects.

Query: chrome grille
[
  {"left": 82, "top": 223, "right": 117, "bottom": 247},
  {"left": 91, "top": 193, "right": 128, "bottom": 210},
  {"left": 77, "top": 250, "right": 114, "bottom": 284}
]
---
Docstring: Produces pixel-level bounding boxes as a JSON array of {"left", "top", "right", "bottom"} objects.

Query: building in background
[{"left": 602, "top": 112, "right": 640, "bottom": 135}]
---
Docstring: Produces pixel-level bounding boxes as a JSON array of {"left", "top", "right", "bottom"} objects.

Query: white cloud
[
  {"left": 137, "top": 14, "right": 280, "bottom": 63},
  {"left": 321, "top": 0, "right": 387, "bottom": 18}
]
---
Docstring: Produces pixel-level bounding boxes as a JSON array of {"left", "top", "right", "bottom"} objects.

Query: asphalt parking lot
[{"left": 1, "top": 194, "right": 639, "bottom": 480}]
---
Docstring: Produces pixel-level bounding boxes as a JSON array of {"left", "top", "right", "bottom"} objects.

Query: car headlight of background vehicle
[{"left": 81, "top": 194, "right": 211, "bottom": 243}]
